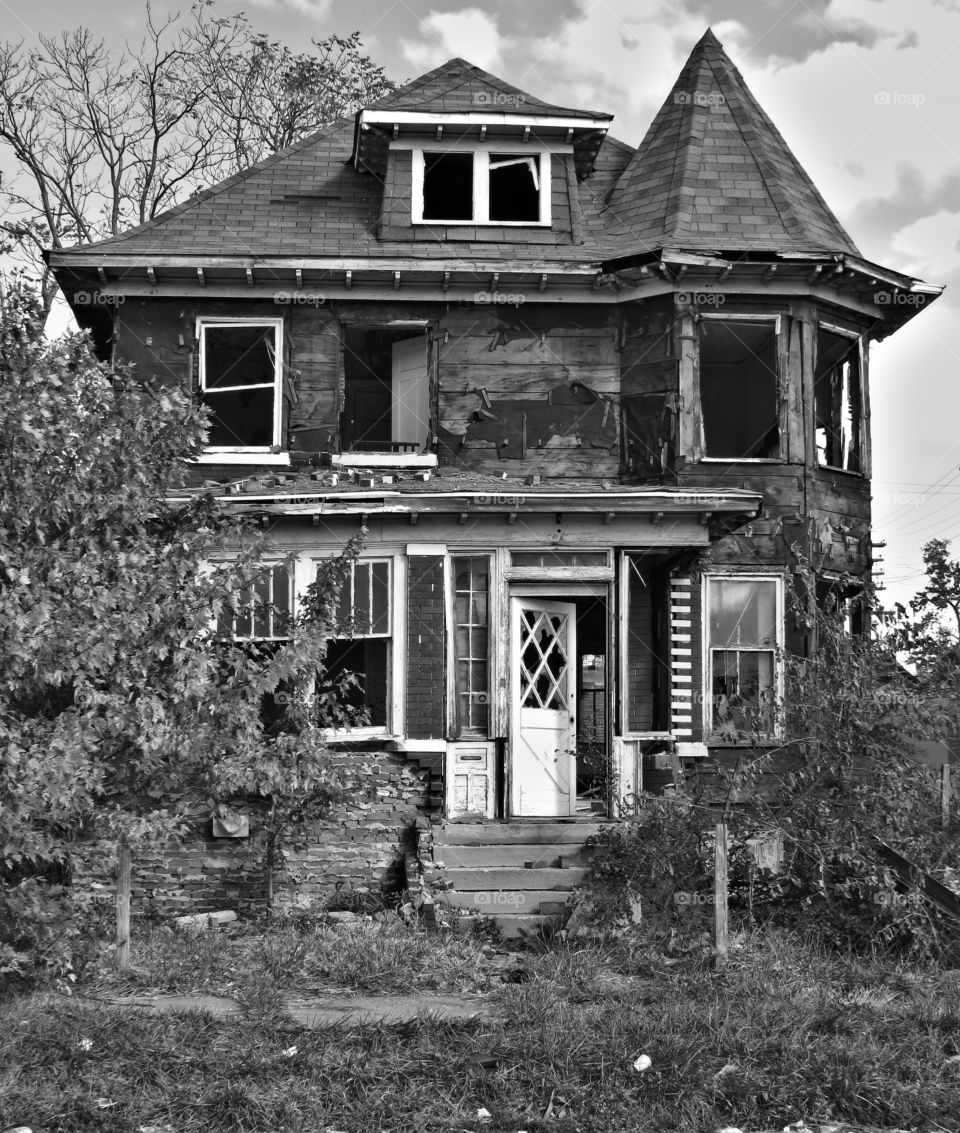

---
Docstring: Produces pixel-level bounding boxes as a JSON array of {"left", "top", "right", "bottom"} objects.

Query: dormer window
[{"left": 412, "top": 148, "right": 551, "bottom": 226}]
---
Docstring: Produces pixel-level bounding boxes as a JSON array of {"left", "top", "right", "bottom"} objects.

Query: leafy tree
[
  {"left": 0, "top": 4, "right": 393, "bottom": 313},
  {"left": 888, "top": 538, "right": 960, "bottom": 682},
  {"left": 0, "top": 276, "right": 356, "bottom": 985}
]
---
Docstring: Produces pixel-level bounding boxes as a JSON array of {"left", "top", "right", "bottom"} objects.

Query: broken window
[
  {"left": 453, "top": 556, "right": 490, "bottom": 736},
  {"left": 699, "top": 318, "right": 779, "bottom": 459},
  {"left": 341, "top": 328, "right": 430, "bottom": 454},
  {"left": 216, "top": 562, "right": 292, "bottom": 730},
  {"left": 815, "top": 327, "right": 862, "bottom": 471},
  {"left": 706, "top": 577, "right": 781, "bottom": 738},
  {"left": 199, "top": 319, "right": 282, "bottom": 450},
  {"left": 415, "top": 150, "right": 549, "bottom": 225},
  {"left": 422, "top": 151, "right": 474, "bottom": 221},
  {"left": 324, "top": 559, "right": 391, "bottom": 729},
  {"left": 488, "top": 153, "right": 540, "bottom": 222}
]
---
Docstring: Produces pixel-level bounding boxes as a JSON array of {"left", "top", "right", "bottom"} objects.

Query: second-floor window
[
  {"left": 699, "top": 316, "right": 780, "bottom": 460},
  {"left": 198, "top": 318, "right": 283, "bottom": 451},
  {"left": 815, "top": 326, "right": 862, "bottom": 472},
  {"left": 412, "top": 149, "right": 551, "bottom": 225}
]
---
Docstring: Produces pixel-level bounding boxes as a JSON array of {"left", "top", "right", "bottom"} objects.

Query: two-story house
[{"left": 48, "top": 31, "right": 941, "bottom": 929}]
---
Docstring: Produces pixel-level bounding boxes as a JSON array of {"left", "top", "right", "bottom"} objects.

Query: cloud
[
  {"left": 401, "top": 9, "right": 505, "bottom": 73},
  {"left": 242, "top": 0, "right": 333, "bottom": 12},
  {"left": 674, "top": 0, "right": 900, "bottom": 64}
]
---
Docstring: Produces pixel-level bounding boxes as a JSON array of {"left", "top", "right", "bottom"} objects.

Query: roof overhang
[
  {"left": 168, "top": 485, "right": 762, "bottom": 542},
  {"left": 353, "top": 108, "right": 611, "bottom": 179},
  {"left": 602, "top": 248, "right": 944, "bottom": 337}
]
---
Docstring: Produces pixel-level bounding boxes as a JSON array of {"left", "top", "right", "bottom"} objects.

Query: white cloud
[
  {"left": 242, "top": 0, "right": 333, "bottom": 14},
  {"left": 401, "top": 9, "right": 505, "bottom": 73},
  {"left": 890, "top": 210, "right": 960, "bottom": 280}
]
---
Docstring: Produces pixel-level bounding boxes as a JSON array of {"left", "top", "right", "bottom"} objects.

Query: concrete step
[
  {"left": 434, "top": 843, "right": 577, "bottom": 868},
  {"left": 441, "top": 867, "right": 589, "bottom": 891},
  {"left": 455, "top": 912, "right": 564, "bottom": 939},
  {"left": 433, "top": 821, "right": 603, "bottom": 847},
  {"left": 439, "top": 888, "right": 576, "bottom": 914}
]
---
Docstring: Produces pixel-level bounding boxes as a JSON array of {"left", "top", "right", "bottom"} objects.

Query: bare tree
[{"left": 0, "top": 3, "right": 393, "bottom": 313}]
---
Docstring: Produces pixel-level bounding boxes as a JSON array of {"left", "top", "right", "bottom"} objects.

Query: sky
[{"left": 3, "top": 0, "right": 959, "bottom": 610}]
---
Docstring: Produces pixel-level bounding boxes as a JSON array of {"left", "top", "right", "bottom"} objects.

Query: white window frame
[
  {"left": 703, "top": 573, "right": 784, "bottom": 742},
  {"left": 411, "top": 145, "right": 552, "bottom": 226},
  {"left": 315, "top": 552, "right": 405, "bottom": 740},
  {"left": 196, "top": 316, "right": 285, "bottom": 459},
  {"left": 814, "top": 321, "right": 864, "bottom": 474},
  {"left": 698, "top": 313, "right": 782, "bottom": 463}
]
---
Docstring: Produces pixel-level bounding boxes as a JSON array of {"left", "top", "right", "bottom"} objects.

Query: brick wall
[
  {"left": 73, "top": 752, "right": 432, "bottom": 916},
  {"left": 405, "top": 554, "right": 446, "bottom": 739}
]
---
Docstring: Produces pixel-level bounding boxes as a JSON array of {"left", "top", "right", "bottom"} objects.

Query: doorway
[{"left": 509, "top": 590, "right": 609, "bottom": 818}]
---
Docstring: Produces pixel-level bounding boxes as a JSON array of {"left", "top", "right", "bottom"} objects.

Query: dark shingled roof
[
  {"left": 52, "top": 34, "right": 859, "bottom": 265},
  {"left": 603, "top": 29, "right": 860, "bottom": 257},
  {"left": 366, "top": 56, "right": 611, "bottom": 120}
]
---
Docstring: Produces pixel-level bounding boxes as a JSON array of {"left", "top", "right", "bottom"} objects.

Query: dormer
[{"left": 352, "top": 58, "right": 611, "bottom": 241}]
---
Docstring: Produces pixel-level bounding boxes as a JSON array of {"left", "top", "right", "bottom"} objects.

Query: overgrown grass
[
  {"left": 4, "top": 922, "right": 960, "bottom": 1131},
  {"left": 80, "top": 914, "right": 497, "bottom": 997}
]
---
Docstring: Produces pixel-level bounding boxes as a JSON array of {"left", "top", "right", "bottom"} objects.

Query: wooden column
[
  {"left": 714, "top": 822, "right": 728, "bottom": 965},
  {"left": 116, "top": 842, "right": 131, "bottom": 971}
]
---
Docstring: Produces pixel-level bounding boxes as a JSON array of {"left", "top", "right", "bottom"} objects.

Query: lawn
[{"left": 3, "top": 918, "right": 960, "bottom": 1132}]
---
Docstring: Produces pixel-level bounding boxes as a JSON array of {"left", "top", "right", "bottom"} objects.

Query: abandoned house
[{"left": 48, "top": 30, "right": 941, "bottom": 931}]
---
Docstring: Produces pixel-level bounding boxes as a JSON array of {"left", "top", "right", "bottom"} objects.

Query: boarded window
[
  {"left": 707, "top": 577, "right": 780, "bottom": 738},
  {"left": 700, "top": 319, "right": 779, "bottom": 459},
  {"left": 422, "top": 151, "right": 473, "bottom": 220},
  {"left": 453, "top": 556, "right": 490, "bottom": 735},
  {"left": 326, "top": 559, "right": 391, "bottom": 728},
  {"left": 815, "top": 328, "right": 862, "bottom": 471},
  {"left": 488, "top": 154, "right": 540, "bottom": 222},
  {"left": 200, "top": 322, "right": 280, "bottom": 448}
]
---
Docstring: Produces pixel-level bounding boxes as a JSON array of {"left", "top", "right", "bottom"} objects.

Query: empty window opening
[
  {"left": 707, "top": 577, "right": 780, "bottom": 738},
  {"left": 341, "top": 328, "right": 429, "bottom": 453},
  {"left": 489, "top": 154, "right": 540, "bottom": 222},
  {"left": 815, "top": 328, "right": 862, "bottom": 471},
  {"left": 422, "top": 151, "right": 474, "bottom": 221},
  {"left": 324, "top": 559, "right": 391, "bottom": 729},
  {"left": 574, "top": 597, "right": 608, "bottom": 815},
  {"left": 700, "top": 319, "right": 779, "bottom": 459},
  {"left": 453, "top": 556, "right": 490, "bottom": 736},
  {"left": 199, "top": 321, "right": 281, "bottom": 448}
]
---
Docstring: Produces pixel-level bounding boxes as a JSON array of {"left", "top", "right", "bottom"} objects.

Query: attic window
[
  {"left": 413, "top": 148, "right": 551, "bottom": 226},
  {"left": 815, "top": 327, "right": 862, "bottom": 472},
  {"left": 699, "top": 316, "right": 780, "bottom": 460},
  {"left": 198, "top": 318, "right": 283, "bottom": 452},
  {"left": 489, "top": 154, "right": 540, "bottom": 221}
]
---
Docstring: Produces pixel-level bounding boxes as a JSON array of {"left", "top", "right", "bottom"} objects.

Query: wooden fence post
[
  {"left": 714, "top": 822, "right": 728, "bottom": 965},
  {"left": 943, "top": 763, "right": 952, "bottom": 832},
  {"left": 116, "top": 841, "right": 131, "bottom": 971}
]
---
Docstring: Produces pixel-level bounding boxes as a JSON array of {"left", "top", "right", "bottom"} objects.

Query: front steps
[{"left": 427, "top": 821, "right": 602, "bottom": 938}]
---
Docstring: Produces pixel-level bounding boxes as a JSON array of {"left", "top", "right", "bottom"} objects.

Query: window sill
[
  {"left": 413, "top": 218, "right": 551, "bottom": 228},
  {"left": 817, "top": 464, "right": 866, "bottom": 477},
  {"left": 322, "top": 728, "right": 394, "bottom": 743},
  {"left": 699, "top": 457, "right": 783, "bottom": 464},
  {"left": 193, "top": 452, "right": 291, "bottom": 466},
  {"left": 332, "top": 453, "right": 438, "bottom": 469}
]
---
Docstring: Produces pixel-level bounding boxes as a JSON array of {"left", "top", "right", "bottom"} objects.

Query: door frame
[
  {"left": 510, "top": 595, "right": 578, "bottom": 818},
  {"left": 507, "top": 581, "right": 611, "bottom": 819}
]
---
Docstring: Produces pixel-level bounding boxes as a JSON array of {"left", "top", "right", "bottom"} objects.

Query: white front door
[
  {"left": 511, "top": 597, "right": 577, "bottom": 817},
  {"left": 391, "top": 335, "right": 429, "bottom": 449}
]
